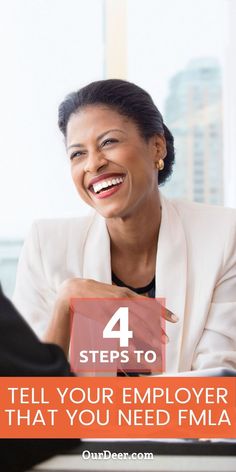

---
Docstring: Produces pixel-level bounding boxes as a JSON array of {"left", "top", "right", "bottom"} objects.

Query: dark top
[{"left": 112, "top": 272, "right": 156, "bottom": 298}]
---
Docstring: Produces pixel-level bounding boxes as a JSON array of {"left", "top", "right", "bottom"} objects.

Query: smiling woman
[{"left": 13, "top": 79, "right": 236, "bottom": 374}]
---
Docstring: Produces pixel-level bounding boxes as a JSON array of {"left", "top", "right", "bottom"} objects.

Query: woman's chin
[{"left": 93, "top": 202, "right": 128, "bottom": 220}]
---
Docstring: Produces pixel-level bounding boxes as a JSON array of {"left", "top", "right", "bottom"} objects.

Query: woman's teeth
[{"left": 92, "top": 176, "right": 124, "bottom": 194}]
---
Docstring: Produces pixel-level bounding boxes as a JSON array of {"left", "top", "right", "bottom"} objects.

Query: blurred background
[{"left": 0, "top": 0, "right": 236, "bottom": 296}]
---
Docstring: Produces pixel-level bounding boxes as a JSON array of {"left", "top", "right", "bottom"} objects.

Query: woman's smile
[{"left": 88, "top": 172, "right": 126, "bottom": 199}]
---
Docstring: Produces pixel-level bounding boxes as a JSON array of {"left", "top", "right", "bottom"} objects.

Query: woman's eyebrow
[
  {"left": 67, "top": 128, "right": 126, "bottom": 150},
  {"left": 97, "top": 128, "right": 126, "bottom": 140}
]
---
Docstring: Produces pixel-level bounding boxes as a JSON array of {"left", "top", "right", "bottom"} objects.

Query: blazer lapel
[
  {"left": 80, "top": 213, "right": 114, "bottom": 377},
  {"left": 157, "top": 194, "right": 187, "bottom": 372},
  {"left": 82, "top": 212, "right": 112, "bottom": 283}
]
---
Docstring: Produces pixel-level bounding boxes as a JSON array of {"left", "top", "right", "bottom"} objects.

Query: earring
[{"left": 156, "top": 159, "right": 165, "bottom": 171}]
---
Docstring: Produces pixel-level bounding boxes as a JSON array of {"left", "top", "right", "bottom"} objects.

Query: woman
[{"left": 13, "top": 79, "right": 236, "bottom": 373}]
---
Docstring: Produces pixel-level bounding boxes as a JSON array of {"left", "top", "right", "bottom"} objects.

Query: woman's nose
[{"left": 84, "top": 150, "right": 108, "bottom": 173}]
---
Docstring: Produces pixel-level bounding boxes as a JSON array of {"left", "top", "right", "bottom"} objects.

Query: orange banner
[{"left": 0, "top": 377, "right": 235, "bottom": 438}]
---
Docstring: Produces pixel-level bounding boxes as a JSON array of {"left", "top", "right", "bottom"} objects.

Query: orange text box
[{"left": 0, "top": 377, "right": 235, "bottom": 438}]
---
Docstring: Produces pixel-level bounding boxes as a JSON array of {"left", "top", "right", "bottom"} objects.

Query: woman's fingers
[
  {"left": 161, "top": 305, "right": 178, "bottom": 323},
  {"left": 161, "top": 328, "right": 169, "bottom": 344}
]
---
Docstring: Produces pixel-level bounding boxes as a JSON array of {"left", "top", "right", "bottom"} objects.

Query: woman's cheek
[
  {"left": 71, "top": 166, "right": 81, "bottom": 187},
  {"left": 76, "top": 178, "right": 93, "bottom": 205}
]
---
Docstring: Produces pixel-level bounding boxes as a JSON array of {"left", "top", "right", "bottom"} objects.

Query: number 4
[{"left": 103, "top": 307, "right": 133, "bottom": 347}]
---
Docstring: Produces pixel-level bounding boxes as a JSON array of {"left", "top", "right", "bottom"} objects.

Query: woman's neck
[{"left": 106, "top": 192, "right": 162, "bottom": 266}]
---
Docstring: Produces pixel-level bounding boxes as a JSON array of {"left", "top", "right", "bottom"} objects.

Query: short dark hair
[{"left": 58, "top": 79, "right": 175, "bottom": 185}]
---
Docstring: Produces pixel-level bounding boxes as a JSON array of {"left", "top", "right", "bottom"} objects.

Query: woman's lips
[{"left": 89, "top": 180, "right": 125, "bottom": 199}]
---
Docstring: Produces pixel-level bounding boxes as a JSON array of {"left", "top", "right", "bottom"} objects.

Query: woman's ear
[
  {"left": 151, "top": 134, "right": 167, "bottom": 165},
  {"left": 155, "top": 134, "right": 167, "bottom": 157}
]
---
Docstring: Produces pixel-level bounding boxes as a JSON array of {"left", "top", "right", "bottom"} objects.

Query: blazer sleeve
[
  {"left": 12, "top": 222, "right": 56, "bottom": 338},
  {"left": 192, "top": 216, "right": 236, "bottom": 370}
]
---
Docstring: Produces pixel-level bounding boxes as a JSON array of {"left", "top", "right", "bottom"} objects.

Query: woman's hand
[{"left": 44, "top": 278, "right": 178, "bottom": 357}]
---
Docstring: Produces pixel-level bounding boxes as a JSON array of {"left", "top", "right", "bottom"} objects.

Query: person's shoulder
[
  {"left": 25, "top": 211, "right": 98, "bottom": 251},
  {"left": 33, "top": 211, "right": 96, "bottom": 236},
  {"left": 168, "top": 198, "right": 236, "bottom": 264},
  {"left": 170, "top": 197, "right": 236, "bottom": 226},
  {"left": 162, "top": 195, "right": 236, "bottom": 250}
]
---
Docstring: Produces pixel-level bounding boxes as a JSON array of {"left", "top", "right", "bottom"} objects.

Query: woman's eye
[
  {"left": 101, "top": 138, "right": 118, "bottom": 147},
  {"left": 70, "top": 150, "right": 85, "bottom": 160}
]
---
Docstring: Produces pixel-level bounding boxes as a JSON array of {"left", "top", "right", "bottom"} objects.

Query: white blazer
[{"left": 13, "top": 194, "right": 236, "bottom": 373}]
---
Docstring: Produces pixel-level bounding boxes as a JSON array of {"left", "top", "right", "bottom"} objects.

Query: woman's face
[{"left": 66, "top": 105, "right": 166, "bottom": 219}]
